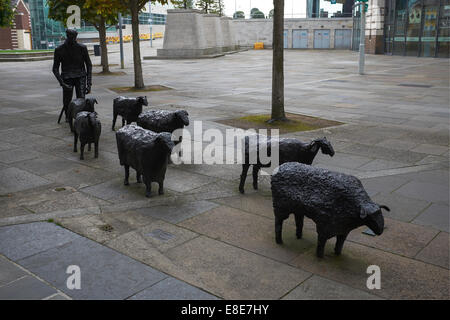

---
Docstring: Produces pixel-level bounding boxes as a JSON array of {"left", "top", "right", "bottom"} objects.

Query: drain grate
[{"left": 398, "top": 83, "right": 432, "bottom": 88}]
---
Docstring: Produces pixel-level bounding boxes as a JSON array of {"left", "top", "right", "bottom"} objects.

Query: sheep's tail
[{"left": 379, "top": 205, "right": 390, "bottom": 212}]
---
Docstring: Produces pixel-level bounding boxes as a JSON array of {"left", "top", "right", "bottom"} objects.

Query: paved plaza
[{"left": 0, "top": 41, "right": 449, "bottom": 299}]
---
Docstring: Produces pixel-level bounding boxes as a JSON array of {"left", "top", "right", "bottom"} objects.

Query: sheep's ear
[
  {"left": 94, "top": 99, "right": 98, "bottom": 104},
  {"left": 360, "top": 203, "right": 379, "bottom": 219}
]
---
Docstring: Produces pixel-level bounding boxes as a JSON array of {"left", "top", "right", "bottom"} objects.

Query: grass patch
[
  {"left": 110, "top": 85, "right": 172, "bottom": 93},
  {"left": 94, "top": 71, "right": 127, "bottom": 76},
  {"left": 216, "top": 113, "right": 343, "bottom": 134}
]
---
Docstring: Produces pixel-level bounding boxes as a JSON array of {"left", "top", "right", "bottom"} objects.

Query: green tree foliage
[
  {"left": 0, "top": 0, "right": 15, "bottom": 27},
  {"left": 251, "top": 8, "right": 265, "bottom": 19},
  {"left": 119, "top": 0, "right": 168, "bottom": 89},
  {"left": 47, "top": 0, "right": 128, "bottom": 73},
  {"left": 171, "top": 0, "right": 193, "bottom": 9},
  {"left": 196, "top": 0, "right": 223, "bottom": 15},
  {"left": 233, "top": 11, "right": 244, "bottom": 19}
]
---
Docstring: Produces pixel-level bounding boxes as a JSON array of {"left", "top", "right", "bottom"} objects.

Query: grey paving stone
[
  {"left": 372, "top": 192, "right": 430, "bottom": 222},
  {"left": 0, "top": 256, "right": 27, "bottom": 286},
  {"left": 360, "top": 175, "right": 409, "bottom": 195},
  {"left": 0, "top": 141, "right": 18, "bottom": 152},
  {"left": 282, "top": 275, "right": 382, "bottom": 300},
  {"left": 129, "top": 277, "right": 218, "bottom": 300},
  {"left": 411, "top": 144, "right": 449, "bottom": 156},
  {"left": 135, "top": 200, "right": 219, "bottom": 223},
  {"left": 0, "top": 148, "right": 41, "bottom": 164},
  {"left": 358, "top": 159, "right": 408, "bottom": 171},
  {"left": 46, "top": 293, "right": 71, "bottom": 300},
  {"left": 0, "top": 222, "right": 81, "bottom": 261},
  {"left": 413, "top": 204, "right": 449, "bottom": 232},
  {"left": 80, "top": 178, "right": 149, "bottom": 203},
  {"left": 164, "top": 168, "right": 216, "bottom": 193},
  {"left": 415, "top": 232, "right": 449, "bottom": 269},
  {"left": 395, "top": 181, "right": 449, "bottom": 205},
  {"left": 13, "top": 156, "right": 79, "bottom": 176},
  {"left": 0, "top": 276, "right": 56, "bottom": 300},
  {"left": 0, "top": 167, "right": 50, "bottom": 194},
  {"left": 18, "top": 237, "right": 167, "bottom": 300}
]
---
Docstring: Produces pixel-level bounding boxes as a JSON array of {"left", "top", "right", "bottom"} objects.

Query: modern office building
[{"left": 24, "top": 0, "right": 170, "bottom": 49}]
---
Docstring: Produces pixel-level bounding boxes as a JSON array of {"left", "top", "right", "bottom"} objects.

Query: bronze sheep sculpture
[
  {"left": 239, "top": 136, "right": 335, "bottom": 194},
  {"left": 271, "top": 162, "right": 390, "bottom": 258}
]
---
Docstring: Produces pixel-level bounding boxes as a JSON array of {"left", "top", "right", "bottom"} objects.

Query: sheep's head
[
  {"left": 85, "top": 97, "right": 98, "bottom": 111},
  {"left": 175, "top": 110, "right": 189, "bottom": 127},
  {"left": 360, "top": 203, "right": 389, "bottom": 235},
  {"left": 316, "top": 137, "right": 335, "bottom": 157},
  {"left": 138, "top": 96, "right": 148, "bottom": 106},
  {"left": 87, "top": 112, "right": 98, "bottom": 128}
]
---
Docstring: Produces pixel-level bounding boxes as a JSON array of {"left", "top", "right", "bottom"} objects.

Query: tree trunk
[
  {"left": 131, "top": 0, "right": 145, "bottom": 89},
  {"left": 271, "top": 0, "right": 286, "bottom": 121},
  {"left": 98, "top": 17, "right": 109, "bottom": 73}
]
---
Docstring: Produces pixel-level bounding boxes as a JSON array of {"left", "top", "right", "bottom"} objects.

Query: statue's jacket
[{"left": 53, "top": 41, "right": 92, "bottom": 82}]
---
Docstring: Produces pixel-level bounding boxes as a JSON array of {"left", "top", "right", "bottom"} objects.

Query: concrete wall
[
  {"left": 157, "top": 9, "right": 238, "bottom": 58},
  {"left": 232, "top": 18, "right": 353, "bottom": 49}
]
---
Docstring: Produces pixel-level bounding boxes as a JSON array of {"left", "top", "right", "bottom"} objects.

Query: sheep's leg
[
  {"left": 239, "top": 164, "right": 250, "bottom": 194},
  {"left": 316, "top": 234, "right": 328, "bottom": 258},
  {"left": 94, "top": 141, "right": 99, "bottom": 158},
  {"left": 69, "top": 118, "right": 74, "bottom": 133},
  {"left": 80, "top": 143, "right": 85, "bottom": 160},
  {"left": 334, "top": 233, "right": 348, "bottom": 256},
  {"left": 124, "top": 165, "right": 130, "bottom": 186},
  {"left": 88, "top": 143, "right": 92, "bottom": 151},
  {"left": 252, "top": 165, "right": 260, "bottom": 190},
  {"left": 294, "top": 212, "right": 304, "bottom": 239},
  {"left": 145, "top": 181, "right": 152, "bottom": 198},
  {"left": 73, "top": 133, "right": 78, "bottom": 153},
  {"left": 112, "top": 113, "right": 117, "bottom": 131},
  {"left": 136, "top": 171, "right": 142, "bottom": 183},
  {"left": 275, "top": 216, "right": 285, "bottom": 244},
  {"left": 158, "top": 181, "right": 164, "bottom": 195},
  {"left": 122, "top": 117, "right": 125, "bottom": 127}
]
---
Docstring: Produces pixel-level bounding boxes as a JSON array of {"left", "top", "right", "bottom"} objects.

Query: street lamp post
[
  {"left": 356, "top": 0, "right": 368, "bottom": 75},
  {"left": 149, "top": 4, "right": 153, "bottom": 48},
  {"left": 118, "top": 13, "right": 124, "bottom": 69}
]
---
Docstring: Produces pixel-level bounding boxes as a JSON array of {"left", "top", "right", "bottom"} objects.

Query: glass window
[
  {"left": 394, "top": 0, "right": 408, "bottom": 55},
  {"left": 406, "top": 0, "right": 422, "bottom": 56},
  {"left": 421, "top": 0, "right": 439, "bottom": 57},
  {"left": 438, "top": 0, "right": 450, "bottom": 57}
]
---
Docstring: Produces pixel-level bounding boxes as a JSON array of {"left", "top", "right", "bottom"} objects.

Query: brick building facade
[{"left": 0, "top": 0, "right": 32, "bottom": 50}]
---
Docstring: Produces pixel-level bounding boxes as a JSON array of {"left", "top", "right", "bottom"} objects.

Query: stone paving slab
[
  {"left": 347, "top": 218, "right": 439, "bottom": 258},
  {"left": 415, "top": 232, "right": 449, "bottom": 269},
  {"left": 0, "top": 148, "right": 41, "bottom": 164},
  {"left": 0, "top": 167, "right": 50, "bottom": 195},
  {"left": 412, "top": 203, "right": 449, "bottom": 232},
  {"left": 0, "top": 222, "right": 81, "bottom": 261},
  {"left": 164, "top": 236, "right": 312, "bottom": 300},
  {"left": 289, "top": 241, "right": 449, "bottom": 299},
  {"left": 371, "top": 192, "right": 430, "bottom": 222},
  {"left": 0, "top": 255, "right": 27, "bottom": 287},
  {"left": 129, "top": 277, "right": 218, "bottom": 300},
  {"left": 282, "top": 275, "right": 382, "bottom": 300},
  {"left": 135, "top": 200, "right": 219, "bottom": 224},
  {"left": 18, "top": 236, "right": 167, "bottom": 300},
  {"left": 180, "top": 206, "right": 313, "bottom": 264},
  {"left": 395, "top": 181, "right": 449, "bottom": 205},
  {"left": 0, "top": 275, "right": 57, "bottom": 300}
]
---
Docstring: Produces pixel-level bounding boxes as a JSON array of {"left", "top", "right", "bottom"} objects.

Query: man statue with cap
[{"left": 53, "top": 28, "right": 92, "bottom": 123}]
